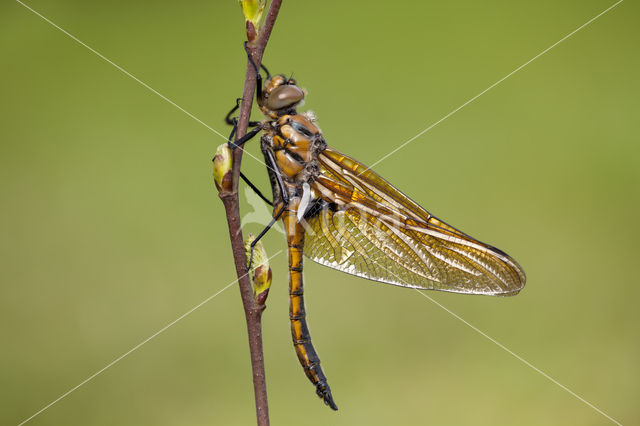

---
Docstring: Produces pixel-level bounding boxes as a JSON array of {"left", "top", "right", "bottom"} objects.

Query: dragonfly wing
[{"left": 303, "top": 147, "right": 526, "bottom": 295}]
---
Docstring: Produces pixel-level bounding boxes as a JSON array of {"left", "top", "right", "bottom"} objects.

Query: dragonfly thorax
[{"left": 262, "top": 113, "right": 326, "bottom": 188}]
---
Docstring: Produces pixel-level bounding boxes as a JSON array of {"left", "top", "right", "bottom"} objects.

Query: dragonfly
[{"left": 224, "top": 57, "right": 526, "bottom": 411}]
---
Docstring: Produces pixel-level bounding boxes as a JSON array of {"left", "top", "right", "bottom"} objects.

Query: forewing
[{"left": 303, "top": 147, "right": 526, "bottom": 295}]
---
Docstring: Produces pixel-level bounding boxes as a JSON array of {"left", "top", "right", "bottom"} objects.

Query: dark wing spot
[{"left": 303, "top": 199, "right": 337, "bottom": 220}]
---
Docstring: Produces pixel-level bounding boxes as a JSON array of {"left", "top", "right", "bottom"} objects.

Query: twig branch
[{"left": 217, "top": 1, "right": 282, "bottom": 425}]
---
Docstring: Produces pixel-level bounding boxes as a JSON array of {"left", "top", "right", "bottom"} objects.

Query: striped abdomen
[{"left": 282, "top": 208, "right": 338, "bottom": 411}]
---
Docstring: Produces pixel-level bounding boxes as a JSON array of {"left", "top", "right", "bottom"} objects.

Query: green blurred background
[{"left": 1, "top": 0, "right": 638, "bottom": 425}]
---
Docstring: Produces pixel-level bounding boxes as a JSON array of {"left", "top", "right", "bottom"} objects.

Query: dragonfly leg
[
  {"left": 227, "top": 122, "right": 263, "bottom": 150},
  {"left": 225, "top": 98, "right": 261, "bottom": 127},
  {"left": 225, "top": 122, "right": 270, "bottom": 205},
  {"left": 247, "top": 150, "right": 288, "bottom": 270},
  {"left": 247, "top": 202, "right": 286, "bottom": 270},
  {"left": 223, "top": 101, "right": 267, "bottom": 205},
  {"left": 244, "top": 41, "right": 271, "bottom": 105},
  {"left": 224, "top": 42, "right": 270, "bottom": 127},
  {"left": 224, "top": 98, "right": 241, "bottom": 126},
  {"left": 240, "top": 172, "right": 272, "bottom": 206}
]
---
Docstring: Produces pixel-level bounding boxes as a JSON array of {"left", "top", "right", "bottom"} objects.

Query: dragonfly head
[{"left": 259, "top": 75, "right": 305, "bottom": 118}]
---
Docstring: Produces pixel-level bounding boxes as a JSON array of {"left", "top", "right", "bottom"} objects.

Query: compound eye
[{"left": 265, "top": 85, "right": 304, "bottom": 111}]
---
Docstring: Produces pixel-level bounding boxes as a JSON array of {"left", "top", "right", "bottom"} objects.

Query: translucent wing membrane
[{"left": 305, "top": 148, "right": 526, "bottom": 295}]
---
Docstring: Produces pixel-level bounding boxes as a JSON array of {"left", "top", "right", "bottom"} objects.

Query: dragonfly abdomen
[{"left": 283, "top": 209, "right": 338, "bottom": 411}]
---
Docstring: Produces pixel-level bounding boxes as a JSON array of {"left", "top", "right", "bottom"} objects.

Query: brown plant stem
[{"left": 217, "top": 2, "right": 282, "bottom": 426}]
